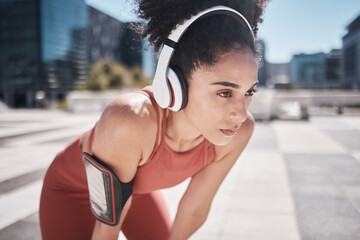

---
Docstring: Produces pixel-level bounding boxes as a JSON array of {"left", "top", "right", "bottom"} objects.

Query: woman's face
[{"left": 183, "top": 48, "right": 258, "bottom": 146}]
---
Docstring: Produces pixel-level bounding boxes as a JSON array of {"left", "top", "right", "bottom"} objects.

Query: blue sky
[{"left": 86, "top": 0, "right": 360, "bottom": 63}]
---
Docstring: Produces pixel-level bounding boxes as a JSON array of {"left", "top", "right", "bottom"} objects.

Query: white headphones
[{"left": 152, "top": 5, "right": 255, "bottom": 111}]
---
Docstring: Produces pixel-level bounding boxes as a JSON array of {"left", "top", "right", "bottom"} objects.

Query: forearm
[
  {"left": 169, "top": 211, "right": 207, "bottom": 240},
  {"left": 92, "top": 221, "right": 119, "bottom": 240},
  {"left": 92, "top": 196, "right": 132, "bottom": 240}
]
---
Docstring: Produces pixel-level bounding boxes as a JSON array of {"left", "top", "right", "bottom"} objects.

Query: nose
[{"left": 228, "top": 98, "right": 248, "bottom": 124}]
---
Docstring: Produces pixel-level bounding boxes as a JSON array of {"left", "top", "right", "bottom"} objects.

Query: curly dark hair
[{"left": 133, "top": 0, "right": 270, "bottom": 78}]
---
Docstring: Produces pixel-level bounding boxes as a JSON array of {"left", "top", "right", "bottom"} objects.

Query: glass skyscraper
[{"left": 0, "top": 0, "right": 88, "bottom": 107}]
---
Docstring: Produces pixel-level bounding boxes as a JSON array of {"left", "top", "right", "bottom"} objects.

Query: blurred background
[
  {"left": 0, "top": 0, "right": 360, "bottom": 240},
  {"left": 0, "top": 0, "right": 359, "bottom": 117}
]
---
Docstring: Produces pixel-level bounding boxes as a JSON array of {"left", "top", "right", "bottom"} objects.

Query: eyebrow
[
  {"left": 211, "top": 81, "right": 240, "bottom": 89},
  {"left": 211, "top": 81, "right": 259, "bottom": 89}
]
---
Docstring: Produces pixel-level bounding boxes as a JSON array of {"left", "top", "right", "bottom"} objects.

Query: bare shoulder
[
  {"left": 91, "top": 90, "right": 158, "bottom": 182},
  {"left": 214, "top": 112, "right": 255, "bottom": 162},
  {"left": 97, "top": 90, "right": 157, "bottom": 137}
]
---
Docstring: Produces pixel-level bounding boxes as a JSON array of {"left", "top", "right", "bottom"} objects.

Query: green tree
[{"left": 81, "top": 59, "right": 151, "bottom": 91}]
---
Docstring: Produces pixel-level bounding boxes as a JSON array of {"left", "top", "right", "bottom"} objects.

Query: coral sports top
[{"left": 87, "top": 89, "right": 216, "bottom": 194}]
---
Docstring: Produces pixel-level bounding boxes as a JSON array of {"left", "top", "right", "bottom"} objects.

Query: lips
[{"left": 220, "top": 125, "right": 241, "bottom": 137}]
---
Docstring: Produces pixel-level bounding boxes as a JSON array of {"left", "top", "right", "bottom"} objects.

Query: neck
[{"left": 165, "top": 110, "right": 204, "bottom": 149}]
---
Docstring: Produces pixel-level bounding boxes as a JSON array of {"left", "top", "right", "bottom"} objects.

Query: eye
[
  {"left": 245, "top": 88, "right": 257, "bottom": 96},
  {"left": 217, "top": 91, "right": 232, "bottom": 98}
]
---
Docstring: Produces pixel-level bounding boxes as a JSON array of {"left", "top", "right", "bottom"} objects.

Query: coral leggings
[{"left": 39, "top": 135, "right": 172, "bottom": 240}]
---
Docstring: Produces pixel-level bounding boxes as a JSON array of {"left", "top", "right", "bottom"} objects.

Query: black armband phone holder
[{"left": 82, "top": 152, "right": 134, "bottom": 226}]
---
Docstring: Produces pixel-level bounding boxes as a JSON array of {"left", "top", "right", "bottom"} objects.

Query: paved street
[{"left": 0, "top": 109, "right": 360, "bottom": 239}]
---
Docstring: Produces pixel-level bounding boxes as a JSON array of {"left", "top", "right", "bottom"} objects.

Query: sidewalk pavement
[{"left": 0, "top": 109, "right": 359, "bottom": 240}]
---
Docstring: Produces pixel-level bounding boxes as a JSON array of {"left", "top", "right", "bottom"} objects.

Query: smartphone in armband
[{"left": 82, "top": 152, "right": 134, "bottom": 226}]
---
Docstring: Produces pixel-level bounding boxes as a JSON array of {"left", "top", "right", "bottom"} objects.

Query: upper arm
[
  {"left": 178, "top": 113, "right": 255, "bottom": 216},
  {"left": 91, "top": 93, "right": 157, "bottom": 183},
  {"left": 89, "top": 93, "right": 157, "bottom": 235}
]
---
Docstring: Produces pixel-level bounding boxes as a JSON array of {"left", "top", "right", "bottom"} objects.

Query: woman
[{"left": 39, "top": 0, "right": 269, "bottom": 239}]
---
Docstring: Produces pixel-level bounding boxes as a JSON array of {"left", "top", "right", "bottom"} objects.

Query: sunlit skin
[{"left": 166, "top": 47, "right": 259, "bottom": 148}]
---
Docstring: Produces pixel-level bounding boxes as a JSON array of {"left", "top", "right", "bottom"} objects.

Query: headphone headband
[
  {"left": 153, "top": 5, "right": 255, "bottom": 109},
  {"left": 168, "top": 6, "right": 254, "bottom": 43}
]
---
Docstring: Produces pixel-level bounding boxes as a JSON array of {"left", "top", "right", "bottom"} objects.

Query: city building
[
  {"left": 0, "top": 0, "right": 88, "bottom": 108},
  {"left": 88, "top": 6, "right": 143, "bottom": 68},
  {"left": 0, "top": 1, "right": 157, "bottom": 108},
  {"left": 290, "top": 52, "right": 326, "bottom": 88},
  {"left": 88, "top": 6, "right": 156, "bottom": 77},
  {"left": 0, "top": 0, "right": 40, "bottom": 108},
  {"left": 88, "top": 6, "right": 125, "bottom": 66},
  {"left": 88, "top": 6, "right": 157, "bottom": 77},
  {"left": 341, "top": 14, "right": 360, "bottom": 90},
  {"left": 267, "top": 63, "right": 291, "bottom": 88},
  {"left": 325, "top": 49, "right": 341, "bottom": 88}
]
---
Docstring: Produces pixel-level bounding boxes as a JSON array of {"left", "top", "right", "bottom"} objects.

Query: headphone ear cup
[{"left": 167, "top": 66, "right": 188, "bottom": 111}]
